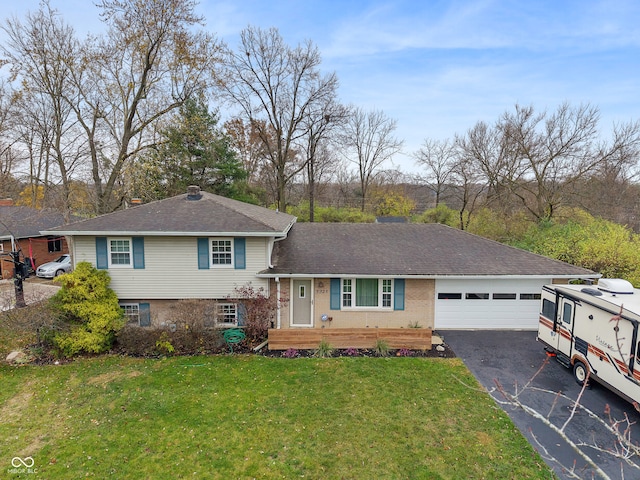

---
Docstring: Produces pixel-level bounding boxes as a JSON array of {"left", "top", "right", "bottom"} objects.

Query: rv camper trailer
[{"left": 537, "top": 279, "right": 640, "bottom": 405}]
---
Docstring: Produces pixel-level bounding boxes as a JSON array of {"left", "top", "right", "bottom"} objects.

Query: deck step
[{"left": 556, "top": 351, "right": 571, "bottom": 368}]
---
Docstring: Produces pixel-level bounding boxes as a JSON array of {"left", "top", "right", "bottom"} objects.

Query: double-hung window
[
  {"left": 211, "top": 239, "right": 233, "bottom": 266},
  {"left": 122, "top": 304, "right": 140, "bottom": 324},
  {"left": 342, "top": 278, "right": 393, "bottom": 309},
  {"left": 109, "top": 238, "right": 132, "bottom": 266}
]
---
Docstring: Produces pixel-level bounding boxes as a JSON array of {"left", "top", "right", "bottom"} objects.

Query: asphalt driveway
[{"left": 441, "top": 330, "right": 640, "bottom": 480}]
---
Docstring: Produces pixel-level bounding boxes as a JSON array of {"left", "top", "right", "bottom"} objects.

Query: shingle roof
[
  {"left": 0, "top": 207, "right": 69, "bottom": 239},
  {"left": 44, "top": 191, "right": 296, "bottom": 236},
  {"left": 263, "top": 223, "right": 595, "bottom": 278}
]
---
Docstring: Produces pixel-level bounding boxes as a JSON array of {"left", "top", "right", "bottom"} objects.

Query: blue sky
[{"left": 2, "top": 0, "right": 639, "bottom": 172}]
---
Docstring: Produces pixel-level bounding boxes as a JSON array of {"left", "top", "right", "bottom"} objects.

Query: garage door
[{"left": 435, "top": 278, "right": 548, "bottom": 330}]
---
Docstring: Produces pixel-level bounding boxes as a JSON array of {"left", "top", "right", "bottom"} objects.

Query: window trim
[
  {"left": 108, "top": 237, "right": 133, "bottom": 268},
  {"left": 341, "top": 278, "right": 394, "bottom": 310},
  {"left": 210, "top": 238, "right": 234, "bottom": 268}
]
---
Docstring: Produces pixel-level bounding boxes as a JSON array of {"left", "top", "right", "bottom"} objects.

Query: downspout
[
  {"left": 276, "top": 276, "right": 281, "bottom": 329},
  {"left": 270, "top": 219, "right": 295, "bottom": 330}
]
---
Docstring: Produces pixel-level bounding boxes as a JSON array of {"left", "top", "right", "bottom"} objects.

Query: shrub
[
  {"left": 314, "top": 339, "right": 334, "bottom": 358},
  {"left": 116, "top": 324, "right": 225, "bottom": 357},
  {"left": 373, "top": 339, "right": 390, "bottom": 357},
  {"left": 0, "top": 299, "right": 65, "bottom": 357},
  {"left": 50, "top": 262, "right": 124, "bottom": 357},
  {"left": 155, "top": 332, "right": 175, "bottom": 356},
  {"left": 282, "top": 348, "right": 299, "bottom": 358},
  {"left": 414, "top": 204, "right": 459, "bottom": 227},
  {"left": 343, "top": 347, "right": 359, "bottom": 356},
  {"left": 229, "top": 283, "right": 287, "bottom": 346}
]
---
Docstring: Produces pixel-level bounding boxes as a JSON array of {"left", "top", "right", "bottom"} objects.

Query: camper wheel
[{"left": 573, "top": 360, "right": 590, "bottom": 387}]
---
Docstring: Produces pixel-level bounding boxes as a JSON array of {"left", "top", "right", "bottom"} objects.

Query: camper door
[{"left": 556, "top": 296, "right": 575, "bottom": 356}]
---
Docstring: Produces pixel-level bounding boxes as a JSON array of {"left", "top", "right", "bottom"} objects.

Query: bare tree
[
  {"left": 0, "top": 81, "right": 21, "bottom": 200},
  {"left": 578, "top": 121, "right": 640, "bottom": 227},
  {"left": 221, "top": 26, "right": 339, "bottom": 212},
  {"left": 448, "top": 154, "right": 486, "bottom": 230},
  {"left": 414, "top": 138, "right": 457, "bottom": 207},
  {"left": 455, "top": 120, "right": 520, "bottom": 214},
  {"left": 340, "top": 107, "right": 403, "bottom": 212},
  {"left": 298, "top": 99, "right": 348, "bottom": 221},
  {"left": 500, "top": 103, "right": 601, "bottom": 221},
  {"left": 1, "top": 2, "right": 83, "bottom": 216},
  {"left": 224, "top": 117, "right": 271, "bottom": 186},
  {"left": 67, "top": 0, "right": 221, "bottom": 213}
]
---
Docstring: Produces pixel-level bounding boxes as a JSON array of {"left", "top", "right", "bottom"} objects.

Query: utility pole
[{"left": 10, "top": 251, "right": 26, "bottom": 308}]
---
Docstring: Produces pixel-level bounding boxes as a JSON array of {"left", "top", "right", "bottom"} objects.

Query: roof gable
[
  {"left": 266, "top": 223, "right": 595, "bottom": 277},
  {"left": 45, "top": 191, "right": 296, "bottom": 236}
]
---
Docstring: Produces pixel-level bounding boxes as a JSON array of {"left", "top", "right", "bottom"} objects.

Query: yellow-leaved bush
[{"left": 51, "top": 261, "right": 124, "bottom": 356}]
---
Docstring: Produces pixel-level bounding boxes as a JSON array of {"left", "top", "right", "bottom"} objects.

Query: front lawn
[{"left": 1, "top": 355, "right": 552, "bottom": 479}]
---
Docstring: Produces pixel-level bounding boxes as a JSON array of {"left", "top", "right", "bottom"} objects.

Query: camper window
[
  {"left": 562, "top": 302, "right": 572, "bottom": 324},
  {"left": 542, "top": 299, "right": 555, "bottom": 320}
]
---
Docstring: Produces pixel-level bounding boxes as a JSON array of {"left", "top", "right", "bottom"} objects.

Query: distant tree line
[{"left": 1, "top": 0, "right": 640, "bottom": 247}]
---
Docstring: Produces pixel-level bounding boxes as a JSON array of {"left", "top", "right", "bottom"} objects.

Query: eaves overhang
[
  {"left": 40, "top": 230, "right": 289, "bottom": 237},
  {"left": 256, "top": 273, "right": 601, "bottom": 280}
]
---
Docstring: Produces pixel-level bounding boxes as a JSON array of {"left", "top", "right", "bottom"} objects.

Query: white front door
[{"left": 291, "top": 279, "right": 313, "bottom": 326}]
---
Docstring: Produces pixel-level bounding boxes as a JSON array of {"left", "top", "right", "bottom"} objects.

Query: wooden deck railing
[{"left": 267, "top": 328, "right": 432, "bottom": 351}]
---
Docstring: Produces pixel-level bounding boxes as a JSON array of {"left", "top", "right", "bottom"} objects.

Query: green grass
[{"left": 0, "top": 355, "right": 552, "bottom": 479}]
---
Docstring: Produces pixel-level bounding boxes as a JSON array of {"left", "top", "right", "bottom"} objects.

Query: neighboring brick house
[{"left": 0, "top": 202, "right": 71, "bottom": 280}]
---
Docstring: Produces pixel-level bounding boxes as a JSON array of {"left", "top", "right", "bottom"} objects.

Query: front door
[{"left": 291, "top": 279, "right": 312, "bottom": 326}]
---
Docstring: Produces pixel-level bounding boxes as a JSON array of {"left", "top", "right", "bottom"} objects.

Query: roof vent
[
  {"left": 597, "top": 278, "right": 634, "bottom": 295},
  {"left": 581, "top": 287, "right": 603, "bottom": 296},
  {"left": 186, "top": 185, "right": 202, "bottom": 201}
]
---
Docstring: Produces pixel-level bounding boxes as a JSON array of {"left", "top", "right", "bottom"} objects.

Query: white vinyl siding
[
  {"left": 72, "top": 236, "right": 270, "bottom": 299},
  {"left": 435, "top": 278, "right": 550, "bottom": 330}
]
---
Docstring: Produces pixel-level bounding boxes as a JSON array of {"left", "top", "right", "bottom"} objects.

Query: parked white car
[{"left": 36, "top": 254, "right": 72, "bottom": 278}]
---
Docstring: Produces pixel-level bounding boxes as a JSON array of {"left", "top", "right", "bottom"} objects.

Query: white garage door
[{"left": 435, "top": 278, "right": 549, "bottom": 330}]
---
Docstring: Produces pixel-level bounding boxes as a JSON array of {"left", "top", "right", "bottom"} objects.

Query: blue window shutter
[
  {"left": 132, "top": 237, "right": 145, "bottom": 269},
  {"left": 394, "top": 278, "right": 405, "bottom": 311},
  {"left": 234, "top": 238, "right": 246, "bottom": 269},
  {"left": 197, "top": 238, "right": 209, "bottom": 269},
  {"left": 330, "top": 278, "right": 341, "bottom": 310},
  {"left": 96, "top": 237, "right": 108, "bottom": 269},
  {"left": 139, "top": 303, "right": 151, "bottom": 327},
  {"left": 237, "top": 303, "right": 246, "bottom": 326}
]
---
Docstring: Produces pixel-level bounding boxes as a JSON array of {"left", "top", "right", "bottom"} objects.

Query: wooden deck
[{"left": 267, "top": 328, "right": 432, "bottom": 351}]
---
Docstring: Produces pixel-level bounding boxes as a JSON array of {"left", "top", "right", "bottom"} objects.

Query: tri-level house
[
  {"left": 43, "top": 186, "right": 295, "bottom": 328},
  {"left": 44, "top": 186, "right": 596, "bottom": 349}
]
